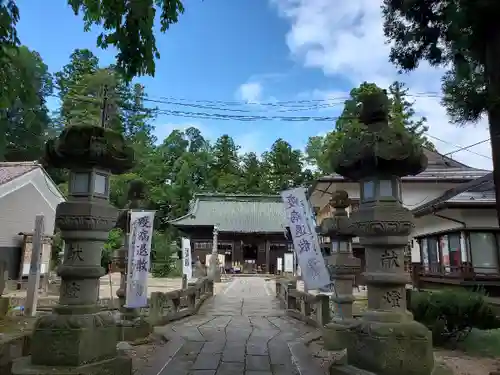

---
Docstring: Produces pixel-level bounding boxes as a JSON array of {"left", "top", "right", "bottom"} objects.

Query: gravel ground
[
  {"left": 435, "top": 350, "right": 499, "bottom": 375},
  {"left": 129, "top": 335, "right": 168, "bottom": 375},
  {"left": 305, "top": 339, "right": 499, "bottom": 375}
]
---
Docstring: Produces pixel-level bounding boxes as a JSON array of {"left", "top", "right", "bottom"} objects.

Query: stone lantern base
[
  {"left": 117, "top": 317, "right": 152, "bottom": 342},
  {"left": 13, "top": 355, "right": 131, "bottom": 375},
  {"left": 12, "top": 311, "right": 133, "bottom": 375},
  {"left": 323, "top": 319, "right": 357, "bottom": 351},
  {"left": 344, "top": 319, "right": 434, "bottom": 375}
]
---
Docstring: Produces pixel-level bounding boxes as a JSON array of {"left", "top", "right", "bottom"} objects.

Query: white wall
[
  {"left": 311, "top": 180, "right": 458, "bottom": 210},
  {"left": 0, "top": 168, "right": 65, "bottom": 247}
]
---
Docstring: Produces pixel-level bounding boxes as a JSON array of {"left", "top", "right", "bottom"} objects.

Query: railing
[
  {"left": 149, "top": 276, "right": 214, "bottom": 326},
  {"left": 275, "top": 278, "right": 330, "bottom": 327},
  {"left": 412, "top": 263, "right": 500, "bottom": 282}
]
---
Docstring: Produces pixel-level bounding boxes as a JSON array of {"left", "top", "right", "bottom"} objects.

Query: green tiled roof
[{"left": 169, "top": 193, "right": 287, "bottom": 233}]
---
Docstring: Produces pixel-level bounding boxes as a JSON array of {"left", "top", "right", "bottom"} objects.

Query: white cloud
[
  {"left": 271, "top": 0, "right": 492, "bottom": 170},
  {"left": 236, "top": 82, "right": 263, "bottom": 103}
]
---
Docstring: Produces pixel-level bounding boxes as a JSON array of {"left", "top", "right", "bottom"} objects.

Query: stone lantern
[
  {"left": 113, "top": 180, "right": 152, "bottom": 341},
  {"left": 317, "top": 190, "right": 360, "bottom": 351},
  {"left": 330, "top": 91, "right": 434, "bottom": 375},
  {"left": 13, "top": 125, "right": 135, "bottom": 375}
]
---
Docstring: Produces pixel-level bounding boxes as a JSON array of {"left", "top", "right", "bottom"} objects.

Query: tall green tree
[
  {"left": 1, "top": 46, "right": 53, "bottom": 161},
  {"left": 382, "top": 0, "right": 500, "bottom": 223},
  {"left": 306, "top": 81, "right": 435, "bottom": 174},
  {"left": 2, "top": 0, "right": 186, "bottom": 81},
  {"left": 262, "top": 138, "right": 305, "bottom": 192},
  {"left": 240, "top": 152, "right": 269, "bottom": 194},
  {"left": 209, "top": 134, "right": 242, "bottom": 192}
]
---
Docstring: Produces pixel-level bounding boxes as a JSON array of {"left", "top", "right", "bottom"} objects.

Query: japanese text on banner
[
  {"left": 182, "top": 237, "right": 193, "bottom": 279},
  {"left": 281, "top": 188, "right": 330, "bottom": 290},
  {"left": 125, "top": 210, "right": 155, "bottom": 308}
]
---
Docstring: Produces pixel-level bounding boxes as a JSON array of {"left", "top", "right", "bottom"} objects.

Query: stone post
[
  {"left": 208, "top": 224, "right": 221, "bottom": 282},
  {"left": 330, "top": 91, "right": 433, "bottom": 375},
  {"left": 318, "top": 190, "right": 360, "bottom": 350},
  {"left": 13, "top": 125, "right": 135, "bottom": 375},
  {"left": 0, "top": 260, "right": 9, "bottom": 317},
  {"left": 112, "top": 180, "right": 152, "bottom": 341}
]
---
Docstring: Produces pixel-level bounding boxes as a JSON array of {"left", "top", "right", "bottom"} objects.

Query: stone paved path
[{"left": 153, "top": 277, "right": 319, "bottom": 375}]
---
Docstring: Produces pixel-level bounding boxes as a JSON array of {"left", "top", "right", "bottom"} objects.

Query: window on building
[
  {"left": 469, "top": 232, "right": 499, "bottom": 274},
  {"left": 427, "top": 237, "right": 440, "bottom": 272},
  {"left": 194, "top": 241, "right": 212, "bottom": 250},
  {"left": 448, "top": 233, "right": 462, "bottom": 269}
]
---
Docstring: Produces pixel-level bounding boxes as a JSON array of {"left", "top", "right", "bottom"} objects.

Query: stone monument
[
  {"left": 0, "top": 260, "right": 9, "bottom": 317},
  {"left": 329, "top": 91, "right": 434, "bottom": 375},
  {"left": 208, "top": 224, "right": 221, "bottom": 282},
  {"left": 13, "top": 125, "right": 135, "bottom": 375},
  {"left": 193, "top": 257, "right": 206, "bottom": 278},
  {"left": 113, "top": 180, "right": 152, "bottom": 341},
  {"left": 318, "top": 190, "right": 360, "bottom": 351}
]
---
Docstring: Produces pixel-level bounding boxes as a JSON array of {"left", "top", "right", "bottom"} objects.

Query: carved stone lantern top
[
  {"left": 43, "top": 125, "right": 135, "bottom": 201},
  {"left": 330, "top": 90, "right": 428, "bottom": 181},
  {"left": 318, "top": 190, "right": 355, "bottom": 238},
  {"left": 43, "top": 125, "right": 135, "bottom": 174}
]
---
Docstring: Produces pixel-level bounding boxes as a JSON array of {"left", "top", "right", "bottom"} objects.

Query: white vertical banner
[
  {"left": 182, "top": 237, "right": 193, "bottom": 280},
  {"left": 284, "top": 253, "right": 294, "bottom": 272},
  {"left": 277, "top": 257, "right": 283, "bottom": 272},
  {"left": 281, "top": 187, "right": 330, "bottom": 289},
  {"left": 125, "top": 210, "right": 155, "bottom": 308}
]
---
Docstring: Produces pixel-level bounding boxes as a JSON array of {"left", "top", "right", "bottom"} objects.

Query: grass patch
[{"left": 454, "top": 328, "right": 500, "bottom": 358}]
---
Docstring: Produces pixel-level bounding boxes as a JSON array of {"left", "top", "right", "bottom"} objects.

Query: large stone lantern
[
  {"left": 330, "top": 91, "right": 433, "bottom": 375},
  {"left": 13, "top": 125, "right": 134, "bottom": 375},
  {"left": 317, "top": 190, "right": 360, "bottom": 351}
]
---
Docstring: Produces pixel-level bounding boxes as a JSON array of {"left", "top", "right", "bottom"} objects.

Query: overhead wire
[{"left": 5, "top": 85, "right": 494, "bottom": 201}]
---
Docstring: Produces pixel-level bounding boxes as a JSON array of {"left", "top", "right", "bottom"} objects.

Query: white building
[{"left": 309, "top": 148, "right": 499, "bottom": 290}]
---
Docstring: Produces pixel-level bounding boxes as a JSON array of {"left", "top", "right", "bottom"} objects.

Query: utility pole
[{"left": 100, "top": 85, "right": 109, "bottom": 128}]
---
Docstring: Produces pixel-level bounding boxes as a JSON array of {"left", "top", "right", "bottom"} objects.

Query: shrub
[
  {"left": 410, "top": 289, "right": 500, "bottom": 346},
  {"left": 151, "top": 261, "right": 173, "bottom": 278}
]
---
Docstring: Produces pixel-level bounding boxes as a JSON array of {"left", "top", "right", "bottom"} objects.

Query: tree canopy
[
  {"left": 305, "top": 81, "right": 435, "bottom": 174},
  {"left": 382, "top": 0, "right": 500, "bottom": 224}
]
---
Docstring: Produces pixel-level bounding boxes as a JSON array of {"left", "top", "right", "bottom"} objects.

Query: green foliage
[
  {"left": 67, "top": 0, "right": 186, "bottom": 79},
  {"left": 410, "top": 289, "right": 500, "bottom": 346},
  {"left": 101, "top": 228, "right": 122, "bottom": 273},
  {"left": 306, "top": 81, "right": 435, "bottom": 174},
  {"left": 150, "top": 231, "right": 176, "bottom": 278}
]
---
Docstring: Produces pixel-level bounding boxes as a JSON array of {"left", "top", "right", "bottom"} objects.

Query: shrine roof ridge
[{"left": 169, "top": 192, "right": 287, "bottom": 233}]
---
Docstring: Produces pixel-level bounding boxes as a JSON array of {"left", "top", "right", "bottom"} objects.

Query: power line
[{"left": 425, "top": 134, "right": 492, "bottom": 160}]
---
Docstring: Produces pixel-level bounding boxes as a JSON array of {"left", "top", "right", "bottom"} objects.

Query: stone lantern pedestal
[
  {"left": 329, "top": 91, "right": 433, "bottom": 375},
  {"left": 13, "top": 125, "right": 135, "bottom": 375},
  {"left": 318, "top": 191, "right": 360, "bottom": 351}
]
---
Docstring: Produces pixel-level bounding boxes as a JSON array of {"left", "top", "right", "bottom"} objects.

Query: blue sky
[{"left": 14, "top": 0, "right": 493, "bottom": 168}]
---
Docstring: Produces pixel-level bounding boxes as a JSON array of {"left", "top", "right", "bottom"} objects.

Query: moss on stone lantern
[
  {"left": 330, "top": 90, "right": 427, "bottom": 181},
  {"left": 44, "top": 125, "right": 134, "bottom": 173}
]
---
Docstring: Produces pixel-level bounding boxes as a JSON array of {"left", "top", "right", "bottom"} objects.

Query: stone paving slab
[{"left": 148, "top": 277, "right": 318, "bottom": 375}]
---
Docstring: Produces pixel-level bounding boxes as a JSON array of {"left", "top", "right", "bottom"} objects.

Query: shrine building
[{"left": 169, "top": 193, "right": 293, "bottom": 274}]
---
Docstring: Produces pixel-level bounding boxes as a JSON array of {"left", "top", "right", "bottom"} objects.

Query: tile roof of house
[
  {"left": 412, "top": 172, "right": 495, "bottom": 216},
  {"left": 169, "top": 193, "right": 287, "bottom": 233},
  {"left": 0, "top": 162, "right": 39, "bottom": 185}
]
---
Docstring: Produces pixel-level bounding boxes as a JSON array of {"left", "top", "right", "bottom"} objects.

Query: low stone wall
[
  {"left": 149, "top": 277, "right": 214, "bottom": 326},
  {"left": 0, "top": 333, "right": 30, "bottom": 375},
  {"left": 275, "top": 278, "right": 330, "bottom": 327}
]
